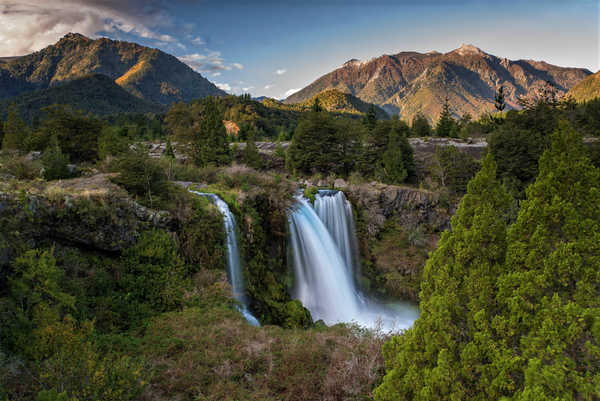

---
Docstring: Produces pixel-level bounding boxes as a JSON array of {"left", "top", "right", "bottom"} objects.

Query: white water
[
  {"left": 189, "top": 191, "right": 260, "bottom": 326},
  {"left": 288, "top": 190, "right": 418, "bottom": 332}
]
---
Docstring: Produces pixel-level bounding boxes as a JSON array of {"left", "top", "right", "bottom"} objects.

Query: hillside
[
  {"left": 0, "top": 74, "right": 165, "bottom": 121},
  {"left": 0, "top": 33, "right": 225, "bottom": 105},
  {"left": 264, "top": 89, "right": 388, "bottom": 119},
  {"left": 568, "top": 70, "right": 600, "bottom": 102},
  {"left": 285, "top": 44, "right": 591, "bottom": 122}
]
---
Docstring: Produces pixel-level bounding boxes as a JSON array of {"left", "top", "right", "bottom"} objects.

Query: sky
[{"left": 0, "top": 0, "right": 598, "bottom": 99}]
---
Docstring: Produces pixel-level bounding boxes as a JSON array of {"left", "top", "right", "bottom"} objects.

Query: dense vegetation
[{"left": 1, "top": 78, "right": 599, "bottom": 400}]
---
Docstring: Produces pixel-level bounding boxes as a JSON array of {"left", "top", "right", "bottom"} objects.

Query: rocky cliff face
[
  {"left": 285, "top": 44, "right": 591, "bottom": 122},
  {"left": 0, "top": 174, "right": 176, "bottom": 267}
]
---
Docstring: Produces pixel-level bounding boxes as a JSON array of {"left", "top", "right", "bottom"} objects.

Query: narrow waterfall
[
  {"left": 288, "top": 190, "right": 418, "bottom": 331},
  {"left": 189, "top": 190, "right": 260, "bottom": 326}
]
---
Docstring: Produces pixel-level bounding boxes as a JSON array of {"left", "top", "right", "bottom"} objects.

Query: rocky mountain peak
[
  {"left": 342, "top": 58, "right": 363, "bottom": 68},
  {"left": 453, "top": 43, "right": 486, "bottom": 56}
]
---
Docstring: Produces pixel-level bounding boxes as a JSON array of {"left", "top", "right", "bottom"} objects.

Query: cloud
[
  {"left": 284, "top": 88, "right": 301, "bottom": 97},
  {"left": 0, "top": 1, "right": 179, "bottom": 56},
  {"left": 233, "top": 63, "right": 244, "bottom": 70},
  {"left": 212, "top": 72, "right": 221, "bottom": 77},
  {"left": 264, "top": 84, "right": 274, "bottom": 90},
  {"left": 215, "top": 82, "right": 232, "bottom": 92},
  {"left": 191, "top": 36, "right": 205, "bottom": 45},
  {"left": 242, "top": 86, "right": 254, "bottom": 92},
  {"left": 178, "top": 52, "right": 232, "bottom": 73},
  {"left": 276, "top": 69, "right": 287, "bottom": 75}
]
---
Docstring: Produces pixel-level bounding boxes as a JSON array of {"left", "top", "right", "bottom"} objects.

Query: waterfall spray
[
  {"left": 190, "top": 190, "right": 260, "bottom": 326},
  {"left": 288, "top": 190, "right": 418, "bottom": 331}
]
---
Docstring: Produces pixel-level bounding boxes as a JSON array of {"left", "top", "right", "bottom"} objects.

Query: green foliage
[
  {"left": 432, "top": 145, "right": 481, "bottom": 195},
  {"left": 2, "top": 103, "right": 30, "bottom": 151},
  {"left": 42, "top": 137, "right": 71, "bottom": 181},
  {"left": 97, "top": 126, "right": 130, "bottom": 160},
  {"left": 376, "top": 122, "right": 600, "bottom": 400},
  {"left": 435, "top": 97, "right": 459, "bottom": 137},
  {"left": 382, "top": 127, "right": 408, "bottom": 184},
  {"left": 411, "top": 113, "right": 432, "bottom": 137},
  {"left": 287, "top": 111, "right": 362, "bottom": 176},
  {"left": 34, "top": 105, "right": 103, "bottom": 162},
  {"left": 111, "top": 148, "right": 167, "bottom": 207},
  {"left": 242, "top": 130, "right": 263, "bottom": 169},
  {"left": 165, "top": 97, "right": 232, "bottom": 166},
  {"left": 494, "top": 85, "right": 506, "bottom": 112}
]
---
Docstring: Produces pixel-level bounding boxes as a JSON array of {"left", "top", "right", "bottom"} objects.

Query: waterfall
[
  {"left": 189, "top": 190, "right": 260, "bottom": 326},
  {"left": 288, "top": 190, "right": 418, "bottom": 331}
]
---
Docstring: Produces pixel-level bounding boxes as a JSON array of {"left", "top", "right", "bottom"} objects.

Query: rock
[
  {"left": 334, "top": 178, "right": 347, "bottom": 188},
  {"left": 25, "top": 151, "right": 41, "bottom": 161}
]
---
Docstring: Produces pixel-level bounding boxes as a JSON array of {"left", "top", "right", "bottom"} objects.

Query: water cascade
[
  {"left": 288, "top": 190, "right": 418, "bottom": 331},
  {"left": 189, "top": 190, "right": 260, "bottom": 326}
]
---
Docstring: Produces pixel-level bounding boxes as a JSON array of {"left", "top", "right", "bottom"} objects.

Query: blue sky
[{"left": 1, "top": 0, "right": 598, "bottom": 99}]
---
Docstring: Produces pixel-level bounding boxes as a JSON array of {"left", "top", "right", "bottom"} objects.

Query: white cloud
[
  {"left": 179, "top": 52, "right": 232, "bottom": 72},
  {"left": 264, "top": 84, "right": 274, "bottom": 90},
  {"left": 233, "top": 63, "right": 244, "bottom": 70},
  {"left": 212, "top": 72, "right": 221, "bottom": 77},
  {"left": 284, "top": 88, "right": 301, "bottom": 97},
  {"left": 276, "top": 69, "right": 287, "bottom": 75},
  {"left": 242, "top": 86, "right": 254, "bottom": 92},
  {"left": 215, "top": 83, "right": 232, "bottom": 92},
  {"left": 191, "top": 36, "right": 205, "bottom": 46},
  {"left": 0, "top": 1, "right": 180, "bottom": 56}
]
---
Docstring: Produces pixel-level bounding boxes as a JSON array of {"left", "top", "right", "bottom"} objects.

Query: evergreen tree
[
  {"left": 375, "top": 153, "right": 513, "bottom": 401},
  {"left": 364, "top": 104, "right": 377, "bottom": 130},
  {"left": 435, "top": 97, "right": 457, "bottom": 137},
  {"left": 196, "top": 97, "right": 232, "bottom": 167},
  {"left": 42, "top": 136, "right": 71, "bottom": 181},
  {"left": 494, "top": 85, "right": 506, "bottom": 112},
  {"left": 2, "top": 104, "right": 30, "bottom": 151},
  {"left": 164, "top": 138, "right": 175, "bottom": 159},
  {"left": 242, "top": 129, "right": 263, "bottom": 169},
  {"left": 411, "top": 113, "right": 432, "bottom": 137},
  {"left": 312, "top": 97, "right": 323, "bottom": 113},
  {"left": 381, "top": 127, "right": 407, "bottom": 184}
]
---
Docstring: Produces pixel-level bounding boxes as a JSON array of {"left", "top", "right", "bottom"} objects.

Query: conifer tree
[
  {"left": 242, "top": 128, "right": 263, "bottom": 169},
  {"left": 435, "top": 97, "right": 457, "bottom": 137},
  {"left": 494, "top": 85, "right": 506, "bottom": 112},
  {"left": 2, "top": 104, "right": 30, "bottom": 151},
  {"left": 411, "top": 113, "right": 432, "bottom": 137},
  {"left": 364, "top": 104, "right": 377, "bottom": 130},
  {"left": 381, "top": 128, "right": 407, "bottom": 184},
  {"left": 196, "top": 97, "right": 232, "bottom": 167},
  {"left": 375, "top": 153, "right": 513, "bottom": 401},
  {"left": 42, "top": 136, "right": 71, "bottom": 181},
  {"left": 164, "top": 138, "right": 175, "bottom": 159},
  {"left": 311, "top": 97, "right": 323, "bottom": 113}
]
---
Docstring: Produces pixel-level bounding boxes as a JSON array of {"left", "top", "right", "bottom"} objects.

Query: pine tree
[
  {"left": 364, "top": 104, "right": 377, "bottom": 130},
  {"left": 375, "top": 153, "right": 513, "bottom": 401},
  {"left": 196, "top": 97, "right": 232, "bottom": 167},
  {"left": 411, "top": 113, "right": 432, "bottom": 137},
  {"left": 311, "top": 97, "right": 323, "bottom": 113},
  {"left": 164, "top": 138, "right": 175, "bottom": 159},
  {"left": 381, "top": 127, "right": 407, "bottom": 184},
  {"left": 2, "top": 104, "right": 30, "bottom": 151},
  {"left": 435, "top": 97, "right": 457, "bottom": 137},
  {"left": 242, "top": 129, "right": 263, "bottom": 169},
  {"left": 42, "top": 136, "right": 71, "bottom": 181},
  {"left": 494, "top": 85, "right": 506, "bottom": 112}
]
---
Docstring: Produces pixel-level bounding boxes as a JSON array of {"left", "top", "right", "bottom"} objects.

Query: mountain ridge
[
  {"left": 285, "top": 44, "right": 592, "bottom": 122},
  {"left": 568, "top": 70, "right": 600, "bottom": 102},
  {"left": 0, "top": 33, "right": 225, "bottom": 105}
]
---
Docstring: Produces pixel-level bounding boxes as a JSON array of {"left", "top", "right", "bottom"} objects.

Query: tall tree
[
  {"left": 381, "top": 127, "right": 407, "bottom": 184},
  {"left": 494, "top": 85, "right": 506, "bottom": 112},
  {"left": 411, "top": 113, "right": 432, "bottom": 137},
  {"left": 375, "top": 153, "right": 513, "bottom": 401},
  {"left": 435, "top": 97, "right": 457, "bottom": 137},
  {"left": 195, "top": 97, "right": 232, "bottom": 167},
  {"left": 242, "top": 128, "right": 263, "bottom": 169},
  {"left": 364, "top": 104, "right": 377, "bottom": 130},
  {"left": 2, "top": 104, "right": 30, "bottom": 151}
]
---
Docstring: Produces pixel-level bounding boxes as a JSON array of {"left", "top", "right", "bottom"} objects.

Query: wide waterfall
[
  {"left": 288, "top": 190, "right": 418, "bottom": 331},
  {"left": 189, "top": 191, "right": 260, "bottom": 326}
]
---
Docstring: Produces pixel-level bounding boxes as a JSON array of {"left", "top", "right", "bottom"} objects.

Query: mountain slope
[
  {"left": 264, "top": 89, "right": 388, "bottom": 119},
  {"left": 0, "top": 74, "right": 165, "bottom": 122},
  {"left": 0, "top": 33, "right": 225, "bottom": 104},
  {"left": 568, "top": 70, "right": 600, "bottom": 102},
  {"left": 285, "top": 44, "right": 591, "bottom": 122}
]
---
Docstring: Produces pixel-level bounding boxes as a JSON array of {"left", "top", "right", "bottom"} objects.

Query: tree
[
  {"left": 411, "top": 113, "right": 432, "bottom": 137},
  {"left": 364, "top": 104, "right": 377, "bottom": 130},
  {"left": 381, "top": 127, "right": 407, "bottom": 184},
  {"left": 494, "top": 85, "right": 506, "bottom": 112},
  {"left": 34, "top": 105, "right": 103, "bottom": 162},
  {"left": 242, "top": 129, "right": 263, "bottom": 169},
  {"left": 42, "top": 136, "right": 71, "bottom": 181},
  {"left": 432, "top": 145, "right": 480, "bottom": 195},
  {"left": 195, "top": 97, "right": 232, "bottom": 167},
  {"left": 375, "top": 153, "right": 513, "bottom": 401},
  {"left": 311, "top": 97, "right": 323, "bottom": 113},
  {"left": 435, "top": 97, "right": 458, "bottom": 137},
  {"left": 2, "top": 103, "right": 30, "bottom": 151}
]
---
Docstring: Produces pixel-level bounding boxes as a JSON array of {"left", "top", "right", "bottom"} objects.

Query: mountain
[
  {"left": 0, "top": 33, "right": 225, "bottom": 105},
  {"left": 285, "top": 44, "right": 592, "bottom": 122},
  {"left": 0, "top": 74, "right": 165, "bottom": 122},
  {"left": 264, "top": 89, "right": 388, "bottom": 119},
  {"left": 568, "top": 70, "right": 600, "bottom": 102}
]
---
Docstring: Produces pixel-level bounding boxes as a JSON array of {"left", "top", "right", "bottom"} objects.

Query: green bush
[{"left": 42, "top": 138, "right": 71, "bottom": 181}]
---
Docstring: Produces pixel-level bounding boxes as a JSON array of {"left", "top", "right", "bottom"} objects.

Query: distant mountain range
[
  {"left": 0, "top": 33, "right": 224, "bottom": 105},
  {"left": 262, "top": 89, "right": 388, "bottom": 119},
  {"left": 568, "top": 70, "right": 600, "bottom": 102},
  {"left": 284, "top": 44, "right": 592, "bottom": 122},
  {"left": 0, "top": 74, "right": 165, "bottom": 121}
]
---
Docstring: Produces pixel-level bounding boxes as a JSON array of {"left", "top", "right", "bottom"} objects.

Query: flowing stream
[
  {"left": 189, "top": 190, "right": 260, "bottom": 326},
  {"left": 288, "top": 190, "right": 418, "bottom": 331}
]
